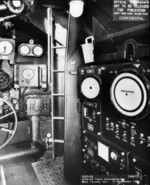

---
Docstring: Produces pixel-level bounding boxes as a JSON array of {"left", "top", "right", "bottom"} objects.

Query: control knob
[
  {"left": 110, "top": 151, "right": 118, "bottom": 161},
  {"left": 134, "top": 180, "right": 140, "bottom": 184}
]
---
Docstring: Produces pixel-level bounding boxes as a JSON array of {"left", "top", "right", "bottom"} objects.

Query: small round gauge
[
  {"left": 19, "top": 44, "right": 30, "bottom": 55},
  {"left": 81, "top": 77, "right": 100, "bottom": 99},
  {"left": 0, "top": 41, "right": 13, "bottom": 55},
  {"left": 33, "top": 45, "right": 43, "bottom": 57},
  {"left": 22, "top": 68, "right": 34, "bottom": 80}
]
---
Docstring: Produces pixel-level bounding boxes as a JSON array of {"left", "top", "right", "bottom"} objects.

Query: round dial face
[
  {"left": 33, "top": 46, "right": 43, "bottom": 56},
  {"left": 0, "top": 41, "right": 13, "bottom": 55},
  {"left": 110, "top": 72, "right": 147, "bottom": 117},
  {"left": 81, "top": 77, "right": 100, "bottom": 99},
  {"left": 19, "top": 45, "right": 30, "bottom": 55},
  {"left": 22, "top": 68, "right": 34, "bottom": 80}
]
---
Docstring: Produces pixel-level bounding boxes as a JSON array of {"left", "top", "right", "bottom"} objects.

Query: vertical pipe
[
  {"left": 64, "top": 12, "right": 71, "bottom": 143},
  {"left": 64, "top": 9, "right": 71, "bottom": 175},
  {"left": 31, "top": 115, "right": 40, "bottom": 142},
  {"left": 47, "top": 7, "right": 55, "bottom": 158},
  {"left": 0, "top": 165, "right": 6, "bottom": 185},
  {"left": 64, "top": 11, "right": 71, "bottom": 140},
  {"left": 47, "top": 7, "right": 52, "bottom": 87}
]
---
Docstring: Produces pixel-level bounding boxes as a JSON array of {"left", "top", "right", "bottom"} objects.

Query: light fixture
[
  {"left": 12, "top": 0, "right": 22, "bottom": 8},
  {"left": 0, "top": 4, "right": 7, "bottom": 10},
  {"left": 6, "top": 0, "right": 25, "bottom": 14},
  {"left": 69, "top": 0, "right": 84, "bottom": 18}
]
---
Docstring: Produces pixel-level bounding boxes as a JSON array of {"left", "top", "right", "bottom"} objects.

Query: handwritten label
[{"left": 113, "top": 0, "right": 149, "bottom": 21}]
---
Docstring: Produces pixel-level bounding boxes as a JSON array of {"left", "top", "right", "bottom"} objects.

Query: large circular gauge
[
  {"left": 0, "top": 41, "right": 13, "bottom": 55},
  {"left": 110, "top": 72, "right": 148, "bottom": 117},
  {"left": 22, "top": 68, "right": 35, "bottom": 80},
  {"left": 19, "top": 44, "right": 30, "bottom": 55},
  {"left": 33, "top": 45, "right": 43, "bottom": 57},
  {"left": 81, "top": 77, "right": 100, "bottom": 99}
]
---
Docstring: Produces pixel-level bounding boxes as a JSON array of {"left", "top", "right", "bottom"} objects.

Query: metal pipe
[
  {"left": 47, "top": 7, "right": 53, "bottom": 87},
  {"left": 0, "top": 4, "right": 7, "bottom": 10},
  {"left": 0, "top": 165, "right": 6, "bottom": 185},
  {"left": 0, "top": 14, "right": 17, "bottom": 22},
  {"left": 31, "top": 116, "right": 40, "bottom": 142}
]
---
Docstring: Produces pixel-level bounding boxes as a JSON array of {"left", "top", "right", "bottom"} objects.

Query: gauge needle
[{"left": 3, "top": 46, "right": 6, "bottom": 54}]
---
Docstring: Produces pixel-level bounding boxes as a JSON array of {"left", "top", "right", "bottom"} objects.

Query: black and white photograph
[{"left": 0, "top": 0, "right": 149, "bottom": 184}]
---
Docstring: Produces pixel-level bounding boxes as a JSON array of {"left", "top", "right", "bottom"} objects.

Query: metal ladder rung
[
  {"left": 53, "top": 70, "right": 65, "bottom": 72},
  {"left": 52, "top": 46, "right": 66, "bottom": 49},
  {"left": 53, "top": 117, "right": 64, "bottom": 120},
  {"left": 54, "top": 139, "right": 64, "bottom": 143},
  {"left": 52, "top": 93, "right": 65, "bottom": 96}
]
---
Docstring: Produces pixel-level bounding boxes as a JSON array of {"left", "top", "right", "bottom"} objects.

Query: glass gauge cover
[
  {"left": 33, "top": 46, "right": 43, "bottom": 56},
  {"left": 110, "top": 72, "right": 147, "bottom": 117},
  {"left": 0, "top": 41, "right": 13, "bottom": 55},
  {"left": 19, "top": 45, "right": 30, "bottom": 55},
  {"left": 81, "top": 77, "right": 100, "bottom": 99},
  {"left": 22, "top": 68, "right": 35, "bottom": 80}
]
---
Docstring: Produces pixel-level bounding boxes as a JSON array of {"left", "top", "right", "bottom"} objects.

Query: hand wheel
[{"left": 0, "top": 98, "right": 17, "bottom": 149}]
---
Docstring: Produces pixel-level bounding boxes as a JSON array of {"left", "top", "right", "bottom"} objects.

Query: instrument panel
[
  {"left": 79, "top": 61, "right": 150, "bottom": 185},
  {"left": 100, "top": 61, "right": 150, "bottom": 161}
]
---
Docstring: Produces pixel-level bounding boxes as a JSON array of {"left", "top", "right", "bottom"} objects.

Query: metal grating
[{"left": 32, "top": 157, "right": 65, "bottom": 185}]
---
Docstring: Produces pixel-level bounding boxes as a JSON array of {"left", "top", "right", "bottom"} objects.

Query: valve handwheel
[{"left": 0, "top": 98, "right": 17, "bottom": 149}]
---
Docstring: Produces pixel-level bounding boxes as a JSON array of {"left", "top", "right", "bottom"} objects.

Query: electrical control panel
[
  {"left": 101, "top": 61, "right": 150, "bottom": 161},
  {"left": 82, "top": 132, "right": 128, "bottom": 177},
  {"left": 128, "top": 153, "right": 150, "bottom": 185},
  {"left": 81, "top": 101, "right": 101, "bottom": 136},
  {"left": 102, "top": 116, "right": 150, "bottom": 160},
  {"left": 14, "top": 64, "right": 47, "bottom": 89},
  {"left": 79, "top": 62, "right": 150, "bottom": 185},
  {"left": 26, "top": 94, "right": 50, "bottom": 116},
  {"left": 79, "top": 66, "right": 102, "bottom": 136}
]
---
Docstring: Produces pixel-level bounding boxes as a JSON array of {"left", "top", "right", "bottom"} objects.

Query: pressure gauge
[
  {"left": 19, "top": 44, "right": 30, "bottom": 55},
  {"left": 0, "top": 41, "right": 13, "bottom": 55},
  {"left": 33, "top": 45, "right": 43, "bottom": 57},
  {"left": 22, "top": 68, "right": 35, "bottom": 80}
]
